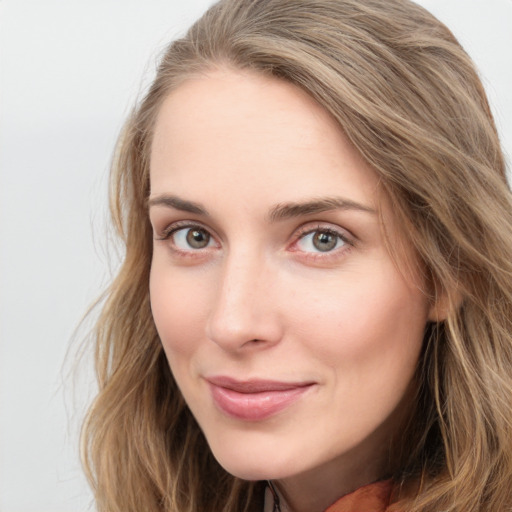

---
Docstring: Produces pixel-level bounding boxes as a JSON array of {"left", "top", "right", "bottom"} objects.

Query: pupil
[
  {"left": 187, "top": 229, "right": 209, "bottom": 248},
  {"left": 313, "top": 231, "right": 337, "bottom": 252}
]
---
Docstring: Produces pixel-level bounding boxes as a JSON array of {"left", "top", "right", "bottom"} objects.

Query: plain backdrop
[{"left": 0, "top": 1, "right": 510, "bottom": 511}]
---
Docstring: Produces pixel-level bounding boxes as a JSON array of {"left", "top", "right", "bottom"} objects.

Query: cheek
[
  {"left": 289, "top": 264, "right": 428, "bottom": 379},
  {"left": 149, "top": 262, "right": 210, "bottom": 361}
]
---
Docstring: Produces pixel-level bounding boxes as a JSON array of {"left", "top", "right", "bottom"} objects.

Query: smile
[{"left": 206, "top": 376, "right": 315, "bottom": 421}]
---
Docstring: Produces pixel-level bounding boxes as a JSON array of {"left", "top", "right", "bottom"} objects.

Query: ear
[{"left": 428, "top": 286, "right": 463, "bottom": 322}]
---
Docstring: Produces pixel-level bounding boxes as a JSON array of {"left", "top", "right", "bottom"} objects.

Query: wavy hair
[{"left": 81, "top": 0, "right": 512, "bottom": 510}]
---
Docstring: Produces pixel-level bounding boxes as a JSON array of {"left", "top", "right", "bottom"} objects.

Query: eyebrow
[
  {"left": 148, "top": 194, "right": 376, "bottom": 220},
  {"left": 148, "top": 194, "right": 210, "bottom": 216},
  {"left": 268, "top": 197, "right": 376, "bottom": 222}
]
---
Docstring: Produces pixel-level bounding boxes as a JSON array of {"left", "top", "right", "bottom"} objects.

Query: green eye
[
  {"left": 173, "top": 227, "right": 212, "bottom": 249},
  {"left": 186, "top": 228, "right": 210, "bottom": 248},
  {"left": 297, "top": 229, "right": 345, "bottom": 253},
  {"left": 312, "top": 231, "right": 338, "bottom": 252}
]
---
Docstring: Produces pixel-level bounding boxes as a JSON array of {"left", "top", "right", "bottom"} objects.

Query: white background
[{"left": 0, "top": 1, "right": 510, "bottom": 511}]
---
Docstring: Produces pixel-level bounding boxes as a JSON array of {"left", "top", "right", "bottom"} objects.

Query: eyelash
[
  {"left": 157, "top": 220, "right": 217, "bottom": 256},
  {"left": 155, "top": 221, "right": 354, "bottom": 261},
  {"left": 290, "top": 225, "right": 354, "bottom": 262}
]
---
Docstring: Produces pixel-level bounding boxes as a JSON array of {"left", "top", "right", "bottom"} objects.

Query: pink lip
[{"left": 206, "top": 376, "right": 315, "bottom": 421}]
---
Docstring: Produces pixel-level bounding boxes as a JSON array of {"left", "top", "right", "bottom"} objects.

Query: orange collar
[{"left": 324, "top": 479, "right": 394, "bottom": 512}]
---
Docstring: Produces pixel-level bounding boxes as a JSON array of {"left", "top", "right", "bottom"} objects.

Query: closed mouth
[{"left": 206, "top": 376, "right": 315, "bottom": 421}]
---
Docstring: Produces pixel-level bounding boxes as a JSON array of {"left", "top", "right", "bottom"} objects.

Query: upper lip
[{"left": 206, "top": 376, "right": 315, "bottom": 393}]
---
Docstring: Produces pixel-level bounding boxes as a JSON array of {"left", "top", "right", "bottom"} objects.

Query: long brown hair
[{"left": 81, "top": 1, "right": 512, "bottom": 510}]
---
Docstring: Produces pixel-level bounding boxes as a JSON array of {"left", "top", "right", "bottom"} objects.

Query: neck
[
  {"left": 261, "top": 416, "right": 401, "bottom": 512},
  {"left": 262, "top": 384, "right": 416, "bottom": 512},
  {"left": 263, "top": 456, "right": 388, "bottom": 512}
]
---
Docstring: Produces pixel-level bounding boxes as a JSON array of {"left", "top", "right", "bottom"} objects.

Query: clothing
[{"left": 324, "top": 479, "right": 394, "bottom": 512}]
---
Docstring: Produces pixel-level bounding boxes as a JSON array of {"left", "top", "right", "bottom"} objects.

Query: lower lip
[{"left": 209, "top": 383, "right": 313, "bottom": 421}]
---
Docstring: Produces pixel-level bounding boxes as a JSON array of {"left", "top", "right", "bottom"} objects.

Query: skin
[{"left": 149, "top": 68, "right": 435, "bottom": 512}]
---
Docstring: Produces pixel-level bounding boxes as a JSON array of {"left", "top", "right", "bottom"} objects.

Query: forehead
[{"left": 150, "top": 68, "right": 381, "bottom": 212}]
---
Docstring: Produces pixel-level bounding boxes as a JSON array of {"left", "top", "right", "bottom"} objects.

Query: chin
[
  {"left": 221, "top": 465, "right": 272, "bottom": 482},
  {"left": 212, "top": 451, "right": 275, "bottom": 481},
  {"left": 209, "top": 440, "right": 305, "bottom": 482}
]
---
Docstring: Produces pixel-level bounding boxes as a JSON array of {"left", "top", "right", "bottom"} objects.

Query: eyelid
[
  {"left": 156, "top": 220, "right": 214, "bottom": 241},
  {"left": 154, "top": 219, "right": 355, "bottom": 260},
  {"left": 287, "top": 222, "right": 356, "bottom": 262},
  {"left": 154, "top": 221, "right": 221, "bottom": 263},
  {"left": 293, "top": 222, "right": 355, "bottom": 245}
]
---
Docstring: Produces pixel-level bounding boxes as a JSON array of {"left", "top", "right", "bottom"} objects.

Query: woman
[{"left": 81, "top": 0, "right": 512, "bottom": 510}]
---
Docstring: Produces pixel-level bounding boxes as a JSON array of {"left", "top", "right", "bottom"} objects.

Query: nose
[{"left": 205, "top": 250, "right": 283, "bottom": 352}]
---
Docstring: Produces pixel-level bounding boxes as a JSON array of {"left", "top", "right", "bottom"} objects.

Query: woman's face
[{"left": 149, "top": 68, "right": 433, "bottom": 496}]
